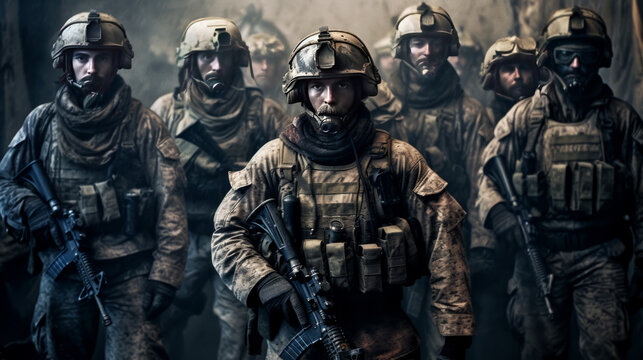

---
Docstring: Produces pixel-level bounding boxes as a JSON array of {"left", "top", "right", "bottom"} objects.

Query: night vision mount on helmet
[
  {"left": 393, "top": 2, "right": 460, "bottom": 60},
  {"left": 282, "top": 26, "right": 381, "bottom": 104},
  {"left": 51, "top": 10, "right": 134, "bottom": 70},
  {"left": 537, "top": 6, "right": 612, "bottom": 68}
]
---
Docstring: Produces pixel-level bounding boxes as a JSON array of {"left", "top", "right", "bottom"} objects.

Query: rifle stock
[
  {"left": 483, "top": 155, "right": 555, "bottom": 318},
  {"left": 246, "top": 197, "right": 363, "bottom": 360},
  {"left": 16, "top": 160, "right": 112, "bottom": 326}
]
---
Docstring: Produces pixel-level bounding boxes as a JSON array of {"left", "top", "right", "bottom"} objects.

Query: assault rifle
[
  {"left": 483, "top": 155, "right": 555, "bottom": 318},
  {"left": 246, "top": 197, "right": 363, "bottom": 360},
  {"left": 16, "top": 160, "right": 112, "bottom": 326}
]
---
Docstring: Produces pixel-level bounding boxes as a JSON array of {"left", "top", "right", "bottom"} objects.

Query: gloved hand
[
  {"left": 23, "top": 197, "right": 63, "bottom": 248},
  {"left": 487, "top": 203, "right": 523, "bottom": 250},
  {"left": 438, "top": 336, "right": 472, "bottom": 360},
  {"left": 143, "top": 280, "right": 177, "bottom": 319},
  {"left": 628, "top": 258, "right": 643, "bottom": 312},
  {"left": 256, "top": 272, "right": 308, "bottom": 329}
]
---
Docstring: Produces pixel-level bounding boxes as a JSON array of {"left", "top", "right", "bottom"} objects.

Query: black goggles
[{"left": 552, "top": 45, "right": 600, "bottom": 65}]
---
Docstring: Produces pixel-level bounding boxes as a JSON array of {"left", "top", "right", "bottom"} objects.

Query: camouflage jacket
[
  {"left": 0, "top": 86, "right": 188, "bottom": 288},
  {"left": 151, "top": 88, "right": 289, "bottom": 232},
  {"left": 477, "top": 81, "right": 643, "bottom": 257},
  {"left": 212, "top": 129, "right": 474, "bottom": 356},
  {"left": 386, "top": 65, "right": 496, "bottom": 251}
]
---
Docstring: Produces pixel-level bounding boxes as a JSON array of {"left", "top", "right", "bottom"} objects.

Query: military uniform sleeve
[
  {"left": 461, "top": 97, "right": 496, "bottom": 249},
  {"left": 476, "top": 99, "right": 531, "bottom": 227},
  {"left": 212, "top": 139, "right": 283, "bottom": 305},
  {"left": 139, "top": 108, "right": 188, "bottom": 288},
  {"left": 0, "top": 104, "right": 54, "bottom": 234},
  {"left": 392, "top": 140, "right": 474, "bottom": 336}
]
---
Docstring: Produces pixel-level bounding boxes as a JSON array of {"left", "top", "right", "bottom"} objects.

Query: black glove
[
  {"left": 143, "top": 280, "right": 177, "bottom": 319},
  {"left": 628, "top": 258, "right": 643, "bottom": 312},
  {"left": 23, "top": 197, "right": 62, "bottom": 248},
  {"left": 438, "top": 336, "right": 472, "bottom": 360},
  {"left": 256, "top": 272, "right": 308, "bottom": 329},
  {"left": 487, "top": 203, "right": 523, "bottom": 249}
]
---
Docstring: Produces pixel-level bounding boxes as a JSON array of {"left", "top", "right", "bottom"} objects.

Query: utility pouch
[
  {"left": 357, "top": 243, "right": 382, "bottom": 294},
  {"left": 94, "top": 179, "right": 120, "bottom": 223},
  {"left": 570, "top": 162, "right": 594, "bottom": 215},
  {"left": 78, "top": 185, "right": 101, "bottom": 227},
  {"left": 302, "top": 239, "right": 326, "bottom": 277},
  {"left": 377, "top": 225, "right": 407, "bottom": 285},
  {"left": 594, "top": 161, "right": 614, "bottom": 214},
  {"left": 123, "top": 187, "right": 155, "bottom": 235},
  {"left": 326, "top": 242, "right": 353, "bottom": 289},
  {"left": 549, "top": 164, "right": 568, "bottom": 212}
]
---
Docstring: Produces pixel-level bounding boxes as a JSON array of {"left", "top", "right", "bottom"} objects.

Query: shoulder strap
[{"left": 277, "top": 141, "right": 298, "bottom": 183}]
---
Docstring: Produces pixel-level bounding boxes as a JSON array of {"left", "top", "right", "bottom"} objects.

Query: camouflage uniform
[
  {"left": 477, "top": 9, "right": 642, "bottom": 359},
  {"left": 212, "top": 26, "right": 474, "bottom": 360},
  {"left": 382, "top": 5, "right": 493, "bottom": 358},
  {"left": 0, "top": 12, "right": 188, "bottom": 360},
  {"left": 151, "top": 17, "right": 287, "bottom": 360}
]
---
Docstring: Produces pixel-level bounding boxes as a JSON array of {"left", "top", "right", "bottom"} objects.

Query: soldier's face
[
  {"left": 408, "top": 36, "right": 449, "bottom": 79},
  {"left": 251, "top": 56, "right": 279, "bottom": 90},
  {"left": 71, "top": 49, "right": 116, "bottom": 94},
  {"left": 497, "top": 61, "right": 537, "bottom": 100},
  {"left": 196, "top": 50, "right": 236, "bottom": 91},
  {"left": 551, "top": 42, "right": 600, "bottom": 94},
  {"left": 306, "top": 78, "right": 356, "bottom": 116}
]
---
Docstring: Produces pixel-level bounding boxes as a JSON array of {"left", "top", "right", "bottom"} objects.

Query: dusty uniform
[
  {"left": 151, "top": 82, "right": 287, "bottom": 360},
  {"left": 0, "top": 77, "right": 188, "bottom": 359},
  {"left": 212, "top": 109, "right": 474, "bottom": 359},
  {"left": 477, "top": 81, "right": 643, "bottom": 360}
]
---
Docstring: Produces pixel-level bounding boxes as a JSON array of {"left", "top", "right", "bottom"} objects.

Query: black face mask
[{"left": 551, "top": 43, "right": 600, "bottom": 96}]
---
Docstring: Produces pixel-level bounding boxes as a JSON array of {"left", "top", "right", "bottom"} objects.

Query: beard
[
  {"left": 506, "top": 81, "right": 534, "bottom": 100},
  {"left": 313, "top": 103, "right": 350, "bottom": 134}
]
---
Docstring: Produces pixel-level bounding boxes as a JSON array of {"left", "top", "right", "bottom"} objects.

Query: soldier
[
  {"left": 150, "top": 17, "right": 286, "bottom": 360},
  {"left": 246, "top": 32, "right": 294, "bottom": 115},
  {"left": 477, "top": 6, "right": 642, "bottom": 360},
  {"left": 212, "top": 26, "right": 473, "bottom": 360},
  {"left": 0, "top": 10, "right": 188, "bottom": 359},
  {"left": 448, "top": 29, "right": 487, "bottom": 106},
  {"left": 382, "top": 3, "right": 493, "bottom": 358},
  {"left": 480, "top": 36, "right": 539, "bottom": 123}
]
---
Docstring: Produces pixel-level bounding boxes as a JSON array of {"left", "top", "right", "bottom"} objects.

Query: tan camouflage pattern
[
  {"left": 0, "top": 97, "right": 189, "bottom": 288},
  {"left": 477, "top": 81, "right": 643, "bottom": 252},
  {"left": 212, "top": 134, "right": 474, "bottom": 356}
]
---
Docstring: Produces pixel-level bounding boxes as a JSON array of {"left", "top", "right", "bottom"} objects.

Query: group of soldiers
[{"left": 0, "top": 2, "right": 640, "bottom": 360}]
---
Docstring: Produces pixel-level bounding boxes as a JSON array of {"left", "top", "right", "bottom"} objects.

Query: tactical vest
[
  {"left": 41, "top": 104, "right": 155, "bottom": 242},
  {"left": 265, "top": 131, "right": 424, "bottom": 295},
  {"left": 406, "top": 100, "right": 469, "bottom": 208},
  {"left": 168, "top": 89, "right": 265, "bottom": 230},
  {"left": 513, "top": 94, "right": 628, "bottom": 229}
]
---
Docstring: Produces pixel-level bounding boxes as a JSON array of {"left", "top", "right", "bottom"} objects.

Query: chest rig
[
  {"left": 513, "top": 94, "right": 628, "bottom": 226},
  {"left": 169, "top": 90, "right": 265, "bottom": 226},
  {"left": 267, "top": 131, "right": 425, "bottom": 296},
  {"left": 43, "top": 109, "right": 154, "bottom": 237},
  {"left": 407, "top": 99, "right": 468, "bottom": 207}
]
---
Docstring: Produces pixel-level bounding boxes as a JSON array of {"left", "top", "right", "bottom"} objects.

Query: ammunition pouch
[{"left": 76, "top": 180, "right": 155, "bottom": 236}]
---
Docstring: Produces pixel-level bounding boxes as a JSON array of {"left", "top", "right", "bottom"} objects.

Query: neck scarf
[
  {"left": 280, "top": 104, "right": 376, "bottom": 166},
  {"left": 55, "top": 75, "right": 131, "bottom": 166}
]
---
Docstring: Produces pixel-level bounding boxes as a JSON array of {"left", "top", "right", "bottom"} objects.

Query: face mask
[{"left": 551, "top": 43, "right": 600, "bottom": 95}]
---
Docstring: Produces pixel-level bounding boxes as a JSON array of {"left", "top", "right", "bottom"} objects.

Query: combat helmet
[
  {"left": 51, "top": 10, "right": 134, "bottom": 69},
  {"left": 246, "top": 33, "right": 287, "bottom": 60},
  {"left": 480, "top": 36, "right": 537, "bottom": 90},
  {"left": 537, "top": 6, "right": 612, "bottom": 68},
  {"left": 176, "top": 17, "right": 249, "bottom": 68},
  {"left": 282, "top": 26, "right": 381, "bottom": 104},
  {"left": 393, "top": 2, "right": 460, "bottom": 59}
]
